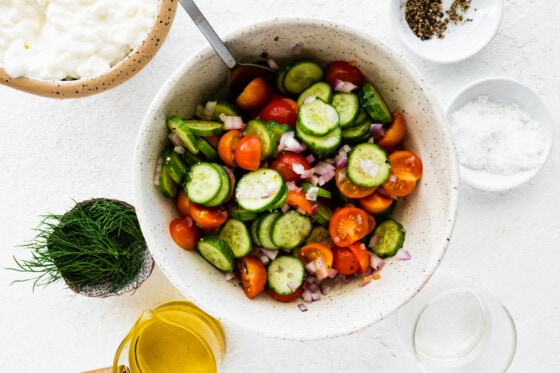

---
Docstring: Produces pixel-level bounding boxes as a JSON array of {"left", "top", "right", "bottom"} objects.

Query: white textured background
[{"left": 1, "top": 1, "right": 559, "bottom": 372}]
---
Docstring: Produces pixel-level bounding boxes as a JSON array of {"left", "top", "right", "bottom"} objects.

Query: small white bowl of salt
[{"left": 446, "top": 77, "right": 554, "bottom": 191}]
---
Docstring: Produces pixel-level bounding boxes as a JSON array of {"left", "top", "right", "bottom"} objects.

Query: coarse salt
[{"left": 449, "top": 96, "right": 546, "bottom": 175}]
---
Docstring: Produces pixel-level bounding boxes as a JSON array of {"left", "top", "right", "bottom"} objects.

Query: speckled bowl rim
[
  {"left": 134, "top": 17, "right": 460, "bottom": 340},
  {"left": 445, "top": 76, "right": 554, "bottom": 191},
  {"left": 0, "top": 0, "right": 178, "bottom": 99}
]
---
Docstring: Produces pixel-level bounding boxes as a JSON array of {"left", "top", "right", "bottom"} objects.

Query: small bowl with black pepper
[
  {"left": 446, "top": 77, "right": 554, "bottom": 191},
  {"left": 391, "top": 0, "right": 503, "bottom": 63}
]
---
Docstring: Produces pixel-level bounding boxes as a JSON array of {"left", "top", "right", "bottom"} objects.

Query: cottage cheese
[{"left": 0, "top": 0, "right": 158, "bottom": 80}]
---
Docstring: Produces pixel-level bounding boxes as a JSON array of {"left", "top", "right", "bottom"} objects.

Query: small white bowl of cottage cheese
[
  {"left": 0, "top": 0, "right": 177, "bottom": 98},
  {"left": 446, "top": 77, "right": 554, "bottom": 191}
]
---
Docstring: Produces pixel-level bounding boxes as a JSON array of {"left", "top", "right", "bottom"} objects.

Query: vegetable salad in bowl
[{"left": 134, "top": 18, "right": 458, "bottom": 339}]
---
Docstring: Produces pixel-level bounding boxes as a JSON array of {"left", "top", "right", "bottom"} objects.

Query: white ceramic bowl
[
  {"left": 0, "top": 0, "right": 177, "bottom": 99},
  {"left": 446, "top": 77, "right": 554, "bottom": 192},
  {"left": 390, "top": 0, "right": 503, "bottom": 63},
  {"left": 134, "top": 18, "right": 460, "bottom": 339}
]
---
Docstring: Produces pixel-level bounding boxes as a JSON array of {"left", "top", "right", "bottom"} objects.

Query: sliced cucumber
[
  {"left": 250, "top": 217, "right": 262, "bottom": 247},
  {"left": 167, "top": 116, "right": 199, "bottom": 155},
  {"left": 311, "top": 202, "right": 333, "bottom": 227},
  {"left": 244, "top": 119, "right": 277, "bottom": 160},
  {"left": 275, "top": 65, "right": 289, "bottom": 95},
  {"left": 218, "top": 218, "right": 252, "bottom": 258},
  {"left": 346, "top": 143, "right": 390, "bottom": 188},
  {"left": 204, "top": 164, "right": 231, "bottom": 207},
  {"left": 296, "top": 98, "right": 339, "bottom": 136},
  {"left": 185, "top": 162, "right": 225, "bottom": 205},
  {"left": 358, "top": 82, "right": 392, "bottom": 124},
  {"left": 196, "top": 234, "right": 235, "bottom": 272},
  {"left": 341, "top": 120, "right": 371, "bottom": 144},
  {"left": 258, "top": 211, "right": 281, "bottom": 250},
  {"left": 162, "top": 147, "right": 187, "bottom": 184},
  {"left": 368, "top": 218, "right": 405, "bottom": 258},
  {"left": 196, "top": 137, "right": 218, "bottom": 161},
  {"left": 282, "top": 59, "right": 324, "bottom": 95},
  {"left": 271, "top": 210, "right": 312, "bottom": 250},
  {"left": 305, "top": 226, "right": 331, "bottom": 245},
  {"left": 267, "top": 255, "right": 305, "bottom": 295},
  {"left": 332, "top": 92, "right": 360, "bottom": 129},
  {"left": 266, "top": 121, "right": 292, "bottom": 142},
  {"left": 211, "top": 100, "right": 243, "bottom": 121},
  {"left": 235, "top": 169, "right": 285, "bottom": 212},
  {"left": 227, "top": 203, "right": 258, "bottom": 222},
  {"left": 296, "top": 125, "right": 341, "bottom": 158},
  {"left": 158, "top": 162, "right": 178, "bottom": 199},
  {"left": 268, "top": 182, "right": 289, "bottom": 210},
  {"left": 182, "top": 120, "right": 223, "bottom": 136},
  {"left": 296, "top": 81, "right": 333, "bottom": 106}
]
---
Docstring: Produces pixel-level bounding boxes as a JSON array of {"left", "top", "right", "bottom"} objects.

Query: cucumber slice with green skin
[
  {"left": 258, "top": 211, "right": 281, "bottom": 250},
  {"left": 218, "top": 218, "right": 252, "bottom": 258},
  {"left": 282, "top": 59, "right": 324, "bottom": 95},
  {"left": 368, "top": 218, "right": 405, "bottom": 258},
  {"left": 211, "top": 100, "right": 243, "bottom": 121},
  {"left": 158, "top": 161, "right": 178, "bottom": 199},
  {"left": 182, "top": 120, "right": 224, "bottom": 137},
  {"left": 301, "top": 182, "right": 331, "bottom": 199},
  {"left": 227, "top": 203, "right": 258, "bottom": 222},
  {"left": 235, "top": 169, "right": 285, "bottom": 212},
  {"left": 250, "top": 217, "right": 262, "bottom": 247},
  {"left": 311, "top": 202, "right": 333, "bottom": 227},
  {"left": 332, "top": 92, "right": 360, "bottom": 129},
  {"left": 346, "top": 143, "right": 391, "bottom": 188},
  {"left": 275, "top": 65, "right": 289, "bottom": 95},
  {"left": 296, "top": 125, "right": 341, "bottom": 158},
  {"left": 167, "top": 116, "right": 199, "bottom": 155},
  {"left": 244, "top": 119, "right": 277, "bottom": 160},
  {"left": 162, "top": 147, "right": 187, "bottom": 184},
  {"left": 268, "top": 182, "right": 289, "bottom": 210},
  {"left": 341, "top": 120, "right": 371, "bottom": 143},
  {"left": 182, "top": 148, "right": 206, "bottom": 165},
  {"left": 266, "top": 121, "right": 292, "bottom": 142},
  {"left": 271, "top": 210, "right": 312, "bottom": 250},
  {"left": 296, "top": 81, "right": 333, "bottom": 106},
  {"left": 296, "top": 99, "right": 339, "bottom": 136},
  {"left": 203, "top": 164, "right": 231, "bottom": 207},
  {"left": 185, "top": 162, "right": 224, "bottom": 205},
  {"left": 305, "top": 226, "right": 331, "bottom": 245},
  {"left": 267, "top": 255, "right": 305, "bottom": 295},
  {"left": 196, "top": 234, "right": 235, "bottom": 272},
  {"left": 357, "top": 82, "right": 392, "bottom": 124},
  {"left": 196, "top": 137, "right": 218, "bottom": 161}
]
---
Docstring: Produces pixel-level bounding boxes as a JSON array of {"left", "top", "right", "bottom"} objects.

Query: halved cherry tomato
[
  {"left": 382, "top": 176, "right": 417, "bottom": 197},
  {"left": 259, "top": 98, "right": 298, "bottom": 128},
  {"left": 389, "top": 150, "right": 423, "bottom": 181},
  {"left": 366, "top": 213, "right": 376, "bottom": 235},
  {"left": 332, "top": 246, "right": 358, "bottom": 275},
  {"left": 270, "top": 151, "right": 311, "bottom": 182},
  {"left": 376, "top": 112, "right": 406, "bottom": 149},
  {"left": 169, "top": 217, "right": 200, "bottom": 251},
  {"left": 297, "top": 242, "right": 333, "bottom": 271},
  {"left": 234, "top": 135, "right": 262, "bottom": 171},
  {"left": 203, "top": 135, "right": 221, "bottom": 149},
  {"left": 236, "top": 255, "right": 267, "bottom": 299},
  {"left": 217, "top": 129, "right": 242, "bottom": 168},
  {"left": 346, "top": 241, "right": 370, "bottom": 273},
  {"left": 286, "top": 189, "right": 315, "bottom": 215},
  {"left": 334, "top": 167, "right": 376, "bottom": 199},
  {"left": 358, "top": 190, "right": 395, "bottom": 214},
  {"left": 329, "top": 206, "right": 370, "bottom": 247},
  {"left": 176, "top": 188, "right": 191, "bottom": 218},
  {"left": 188, "top": 202, "right": 228, "bottom": 229},
  {"left": 268, "top": 285, "right": 304, "bottom": 303},
  {"left": 235, "top": 77, "right": 269, "bottom": 112},
  {"left": 324, "top": 60, "right": 364, "bottom": 87}
]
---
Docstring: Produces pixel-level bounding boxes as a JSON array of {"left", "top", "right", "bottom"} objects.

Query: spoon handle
[{"left": 179, "top": 0, "right": 237, "bottom": 69}]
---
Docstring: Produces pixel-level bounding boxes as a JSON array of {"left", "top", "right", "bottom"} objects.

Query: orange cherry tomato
[
  {"left": 259, "top": 98, "right": 298, "bottom": 128},
  {"left": 236, "top": 255, "right": 267, "bottom": 299},
  {"left": 334, "top": 167, "right": 376, "bottom": 199},
  {"left": 217, "top": 129, "right": 242, "bottom": 168},
  {"left": 286, "top": 189, "right": 315, "bottom": 216},
  {"left": 234, "top": 135, "right": 262, "bottom": 171},
  {"left": 324, "top": 60, "right": 364, "bottom": 87},
  {"left": 376, "top": 112, "right": 406, "bottom": 149},
  {"left": 270, "top": 151, "right": 312, "bottom": 182},
  {"left": 332, "top": 246, "right": 359, "bottom": 275},
  {"left": 366, "top": 213, "right": 376, "bottom": 235},
  {"left": 297, "top": 242, "right": 334, "bottom": 271},
  {"left": 235, "top": 77, "right": 269, "bottom": 112},
  {"left": 382, "top": 176, "right": 417, "bottom": 197},
  {"left": 176, "top": 188, "right": 191, "bottom": 218},
  {"left": 188, "top": 202, "right": 228, "bottom": 229},
  {"left": 268, "top": 285, "right": 304, "bottom": 303},
  {"left": 329, "top": 206, "right": 370, "bottom": 247},
  {"left": 169, "top": 217, "right": 200, "bottom": 251},
  {"left": 357, "top": 190, "right": 395, "bottom": 215},
  {"left": 346, "top": 241, "right": 370, "bottom": 273},
  {"left": 389, "top": 150, "right": 423, "bottom": 181}
]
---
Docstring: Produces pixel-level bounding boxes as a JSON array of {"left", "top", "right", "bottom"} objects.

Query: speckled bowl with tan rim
[
  {"left": 0, "top": 0, "right": 178, "bottom": 99},
  {"left": 134, "top": 17, "right": 460, "bottom": 340}
]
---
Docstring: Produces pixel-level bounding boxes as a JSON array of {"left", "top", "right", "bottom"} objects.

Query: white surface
[{"left": 1, "top": 1, "right": 558, "bottom": 372}]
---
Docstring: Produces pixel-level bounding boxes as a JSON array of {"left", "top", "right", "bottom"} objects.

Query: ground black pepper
[{"left": 405, "top": 0, "right": 473, "bottom": 41}]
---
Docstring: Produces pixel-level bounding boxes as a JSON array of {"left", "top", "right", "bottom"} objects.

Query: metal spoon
[{"left": 178, "top": 0, "right": 275, "bottom": 100}]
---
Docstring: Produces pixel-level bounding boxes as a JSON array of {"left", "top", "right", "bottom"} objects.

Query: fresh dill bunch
[{"left": 10, "top": 199, "right": 151, "bottom": 296}]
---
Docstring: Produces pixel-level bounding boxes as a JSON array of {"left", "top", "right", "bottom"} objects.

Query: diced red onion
[
  {"left": 195, "top": 103, "right": 204, "bottom": 118},
  {"left": 303, "top": 281, "right": 319, "bottom": 293},
  {"left": 314, "top": 161, "right": 335, "bottom": 176},
  {"left": 286, "top": 181, "right": 301, "bottom": 192},
  {"left": 260, "top": 248, "right": 279, "bottom": 261},
  {"left": 305, "top": 260, "right": 317, "bottom": 273},
  {"left": 311, "top": 292, "right": 321, "bottom": 301},
  {"left": 359, "top": 159, "right": 380, "bottom": 177},
  {"left": 335, "top": 153, "right": 348, "bottom": 168},
  {"left": 296, "top": 207, "right": 307, "bottom": 216},
  {"left": 224, "top": 272, "right": 236, "bottom": 281},
  {"left": 298, "top": 303, "right": 308, "bottom": 312},
  {"left": 328, "top": 268, "right": 338, "bottom": 278},
  {"left": 320, "top": 284, "right": 331, "bottom": 296},
  {"left": 332, "top": 79, "right": 359, "bottom": 93},
  {"left": 259, "top": 255, "right": 270, "bottom": 265},
  {"left": 168, "top": 133, "right": 183, "bottom": 147},
  {"left": 153, "top": 158, "right": 162, "bottom": 186},
  {"left": 369, "top": 252, "right": 385, "bottom": 271},
  {"left": 287, "top": 281, "right": 296, "bottom": 292},
  {"left": 302, "top": 95, "right": 316, "bottom": 105},
  {"left": 305, "top": 186, "right": 319, "bottom": 201},
  {"left": 310, "top": 204, "right": 318, "bottom": 216},
  {"left": 293, "top": 42, "right": 304, "bottom": 54},
  {"left": 201, "top": 101, "right": 216, "bottom": 121},
  {"left": 221, "top": 114, "right": 244, "bottom": 130},
  {"left": 280, "top": 203, "right": 290, "bottom": 213},
  {"left": 174, "top": 145, "right": 186, "bottom": 154},
  {"left": 267, "top": 58, "right": 279, "bottom": 70},
  {"left": 369, "top": 235, "right": 380, "bottom": 248},
  {"left": 306, "top": 154, "right": 315, "bottom": 164},
  {"left": 302, "top": 289, "right": 313, "bottom": 302},
  {"left": 370, "top": 123, "right": 385, "bottom": 139},
  {"left": 278, "top": 131, "right": 307, "bottom": 153},
  {"left": 395, "top": 248, "right": 411, "bottom": 261},
  {"left": 185, "top": 216, "right": 193, "bottom": 227},
  {"left": 314, "top": 258, "right": 329, "bottom": 281}
]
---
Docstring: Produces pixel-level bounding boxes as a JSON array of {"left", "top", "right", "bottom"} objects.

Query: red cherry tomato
[
  {"left": 236, "top": 255, "right": 267, "bottom": 299},
  {"left": 268, "top": 285, "right": 304, "bottom": 303},
  {"left": 169, "top": 217, "right": 200, "bottom": 251},
  {"left": 346, "top": 241, "right": 370, "bottom": 273},
  {"left": 269, "top": 151, "right": 311, "bottom": 182},
  {"left": 188, "top": 202, "right": 228, "bottom": 229},
  {"left": 175, "top": 188, "right": 191, "bottom": 218},
  {"left": 324, "top": 61, "right": 364, "bottom": 87},
  {"left": 259, "top": 98, "right": 298, "bottom": 128},
  {"left": 234, "top": 135, "right": 262, "bottom": 171},
  {"left": 332, "top": 246, "right": 359, "bottom": 275}
]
